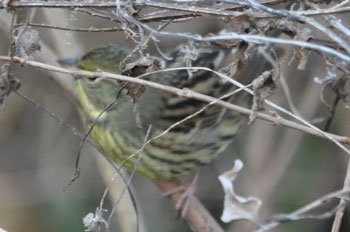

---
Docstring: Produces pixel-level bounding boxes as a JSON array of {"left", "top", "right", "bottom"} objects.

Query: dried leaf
[
  {"left": 178, "top": 41, "right": 199, "bottom": 79},
  {"left": 249, "top": 70, "right": 275, "bottom": 123},
  {"left": 1, "top": 0, "right": 11, "bottom": 8},
  {"left": 123, "top": 0, "right": 139, "bottom": 17},
  {"left": 0, "top": 64, "right": 21, "bottom": 105},
  {"left": 295, "top": 28, "right": 312, "bottom": 70},
  {"left": 83, "top": 208, "right": 108, "bottom": 232},
  {"left": 219, "top": 159, "right": 261, "bottom": 223},
  {"left": 122, "top": 56, "right": 165, "bottom": 75},
  {"left": 13, "top": 28, "right": 41, "bottom": 60},
  {"left": 121, "top": 56, "right": 165, "bottom": 101}
]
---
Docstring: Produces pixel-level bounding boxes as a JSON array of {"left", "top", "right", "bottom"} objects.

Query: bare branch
[
  {"left": 21, "top": 22, "right": 123, "bottom": 32},
  {"left": 256, "top": 189, "right": 350, "bottom": 232},
  {"left": 331, "top": 158, "right": 350, "bottom": 232},
  {"left": 157, "top": 179, "right": 225, "bottom": 232},
  {"left": 0, "top": 55, "right": 349, "bottom": 146}
]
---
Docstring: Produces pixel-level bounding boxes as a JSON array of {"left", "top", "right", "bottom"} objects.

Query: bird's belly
[{"left": 88, "top": 110, "right": 245, "bottom": 179}]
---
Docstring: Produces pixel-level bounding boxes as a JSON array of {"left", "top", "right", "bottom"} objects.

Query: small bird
[{"left": 75, "top": 43, "right": 263, "bottom": 180}]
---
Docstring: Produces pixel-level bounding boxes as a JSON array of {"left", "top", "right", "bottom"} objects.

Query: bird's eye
[{"left": 88, "top": 77, "right": 97, "bottom": 81}]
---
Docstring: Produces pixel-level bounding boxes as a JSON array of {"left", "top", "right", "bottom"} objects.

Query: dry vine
[{"left": 1, "top": 0, "right": 350, "bottom": 232}]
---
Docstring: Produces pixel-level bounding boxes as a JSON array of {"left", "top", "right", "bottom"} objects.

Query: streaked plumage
[{"left": 75, "top": 43, "right": 262, "bottom": 179}]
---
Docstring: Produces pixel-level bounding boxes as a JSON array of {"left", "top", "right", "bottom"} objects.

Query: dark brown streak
[{"left": 324, "top": 95, "right": 340, "bottom": 132}]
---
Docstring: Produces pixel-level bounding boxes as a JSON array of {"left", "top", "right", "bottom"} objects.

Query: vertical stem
[{"left": 331, "top": 158, "right": 350, "bottom": 232}]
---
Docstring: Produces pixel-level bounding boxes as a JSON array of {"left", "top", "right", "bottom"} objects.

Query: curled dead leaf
[{"left": 219, "top": 159, "right": 261, "bottom": 223}]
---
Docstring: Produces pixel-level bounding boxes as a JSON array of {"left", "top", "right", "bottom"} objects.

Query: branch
[
  {"left": 22, "top": 23, "right": 123, "bottom": 32},
  {"left": 256, "top": 189, "right": 350, "bottom": 232},
  {"left": 1, "top": 0, "right": 285, "bottom": 10},
  {"left": 1, "top": 55, "right": 349, "bottom": 147},
  {"left": 157, "top": 179, "right": 224, "bottom": 232},
  {"left": 5, "top": 0, "right": 350, "bottom": 23},
  {"left": 331, "top": 156, "right": 350, "bottom": 231},
  {"left": 1, "top": 1, "right": 119, "bottom": 8}
]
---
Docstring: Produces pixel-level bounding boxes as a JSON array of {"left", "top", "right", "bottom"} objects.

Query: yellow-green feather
[{"left": 75, "top": 44, "right": 257, "bottom": 179}]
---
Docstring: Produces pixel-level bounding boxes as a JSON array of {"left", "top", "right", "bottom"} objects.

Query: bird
[{"left": 74, "top": 42, "right": 264, "bottom": 180}]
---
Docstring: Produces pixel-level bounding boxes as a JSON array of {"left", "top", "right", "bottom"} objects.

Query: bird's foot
[{"left": 162, "top": 171, "right": 200, "bottom": 217}]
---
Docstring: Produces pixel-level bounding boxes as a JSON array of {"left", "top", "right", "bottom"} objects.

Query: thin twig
[
  {"left": 21, "top": 23, "right": 123, "bottom": 32},
  {"left": 256, "top": 189, "right": 350, "bottom": 232},
  {"left": 0, "top": 55, "right": 349, "bottom": 146},
  {"left": 119, "top": 20, "right": 171, "bottom": 70},
  {"left": 106, "top": 125, "right": 153, "bottom": 226},
  {"left": 110, "top": 1, "right": 350, "bottom": 63},
  {"left": 324, "top": 95, "right": 340, "bottom": 131},
  {"left": 64, "top": 87, "right": 124, "bottom": 190},
  {"left": 15, "top": 90, "right": 140, "bottom": 232},
  {"left": 119, "top": 84, "right": 248, "bottom": 167},
  {"left": 331, "top": 161, "right": 350, "bottom": 232},
  {"left": 233, "top": 0, "right": 350, "bottom": 54},
  {"left": 279, "top": 73, "right": 301, "bottom": 117},
  {"left": 331, "top": 151, "right": 350, "bottom": 231},
  {"left": 1, "top": 0, "right": 285, "bottom": 10}
]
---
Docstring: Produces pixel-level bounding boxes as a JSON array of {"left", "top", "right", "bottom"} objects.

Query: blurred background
[{"left": 0, "top": 3, "right": 350, "bottom": 232}]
